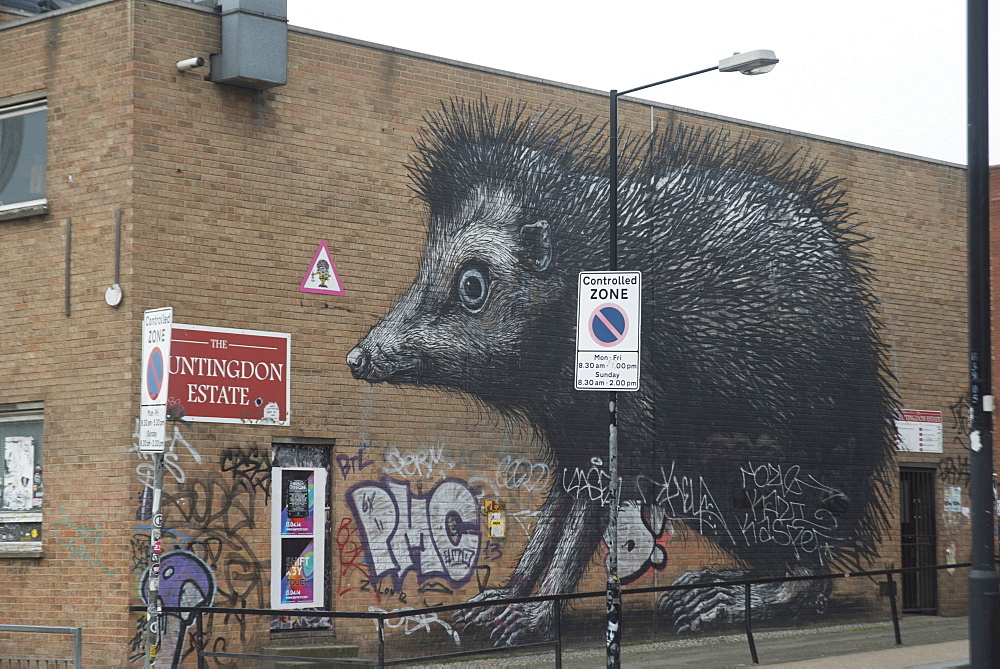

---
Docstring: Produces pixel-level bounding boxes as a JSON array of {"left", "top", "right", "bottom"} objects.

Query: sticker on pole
[{"left": 576, "top": 272, "right": 640, "bottom": 391}]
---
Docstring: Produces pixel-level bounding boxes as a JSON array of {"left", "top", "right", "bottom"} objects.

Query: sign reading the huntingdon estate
[{"left": 169, "top": 324, "right": 290, "bottom": 425}]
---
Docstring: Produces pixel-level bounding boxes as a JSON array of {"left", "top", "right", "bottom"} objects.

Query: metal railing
[
  {"left": 0, "top": 625, "right": 82, "bottom": 669},
  {"left": 131, "top": 561, "right": 972, "bottom": 667}
]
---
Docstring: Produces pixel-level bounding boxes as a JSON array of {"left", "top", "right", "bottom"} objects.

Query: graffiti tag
[
  {"left": 637, "top": 462, "right": 732, "bottom": 542},
  {"left": 737, "top": 462, "right": 841, "bottom": 560},
  {"left": 497, "top": 456, "right": 550, "bottom": 491},
  {"left": 336, "top": 445, "right": 375, "bottom": 480},
  {"left": 562, "top": 458, "right": 611, "bottom": 505},
  {"left": 383, "top": 444, "right": 456, "bottom": 480},
  {"left": 348, "top": 477, "right": 480, "bottom": 591},
  {"left": 335, "top": 516, "right": 375, "bottom": 599},
  {"left": 369, "top": 605, "right": 461, "bottom": 646}
]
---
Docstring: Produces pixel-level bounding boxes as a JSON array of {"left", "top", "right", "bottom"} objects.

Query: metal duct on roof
[{"left": 208, "top": 0, "right": 287, "bottom": 90}]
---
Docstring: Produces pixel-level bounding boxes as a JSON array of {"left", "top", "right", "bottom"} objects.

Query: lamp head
[{"left": 718, "top": 50, "right": 778, "bottom": 75}]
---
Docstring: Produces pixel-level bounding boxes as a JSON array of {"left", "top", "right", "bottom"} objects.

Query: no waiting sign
[
  {"left": 140, "top": 307, "right": 173, "bottom": 452},
  {"left": 575, "top": 271, "right": 641, "bottom": 391}
]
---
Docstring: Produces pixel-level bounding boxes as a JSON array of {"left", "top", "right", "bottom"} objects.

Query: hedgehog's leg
[
  {"left": 453, "top": 488, "right": 572, "bottom": 629},
  {"left": 457, "top": 490, "right": 605, "bottom": 646},
  {"left": 658, "top": 566, "right": 832, "bottom": 634}
]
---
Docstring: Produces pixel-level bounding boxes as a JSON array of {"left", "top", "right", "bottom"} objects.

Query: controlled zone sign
[
  {"left": 575, "top": 271, "right": 641, "bottom": 391},
  {"left": 140, "top": 307, "right": 173, "bottom": 452}
]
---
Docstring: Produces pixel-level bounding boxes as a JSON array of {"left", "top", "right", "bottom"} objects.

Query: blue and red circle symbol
[
  {"left": 589, "top": 304, "right": 629, "bottom": 347},
  {"left": 146, "top": 347, "right": 165, "bottom": 400}
]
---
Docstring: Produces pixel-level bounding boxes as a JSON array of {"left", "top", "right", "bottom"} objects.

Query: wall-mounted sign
[
  {"left": 894, "top": 409, "right": 943, "bottom": 453},
  {"left": 272, "top": 467, "right": 326, "bottom": 609},
  {"left": 169, "top": 324, "right": 290, "bottom": 425},
  {"left": 299, "top": 240, "right": 344, "bottom": 296}
]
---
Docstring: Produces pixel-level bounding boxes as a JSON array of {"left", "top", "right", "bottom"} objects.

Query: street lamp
[
  {"left": 604, "top": 49, "right": 778, "bottom": 669},
  {"left": 965, "top": 1, "right": 995, "bottom": 667}
]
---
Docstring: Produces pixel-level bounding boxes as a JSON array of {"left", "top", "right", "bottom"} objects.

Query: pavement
[{"left": 414, "top": 615, "right": 971, "bottom": 668}]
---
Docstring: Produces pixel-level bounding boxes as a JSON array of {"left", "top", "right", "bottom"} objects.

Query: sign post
[
  {"left": 140, "top": 307, "right": 172, "bottom": 669},
  {"left": 575, "top": 271, "right": 640, "bottom": 669}
]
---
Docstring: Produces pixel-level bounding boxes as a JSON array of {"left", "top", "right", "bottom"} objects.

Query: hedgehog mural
[{"left": 347, "top": 98, "right": 895, "bottom": 644}]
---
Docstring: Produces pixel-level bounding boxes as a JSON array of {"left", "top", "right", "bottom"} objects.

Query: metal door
[{"left": 899, "top": 467, "right": 938, "bottom": 613}]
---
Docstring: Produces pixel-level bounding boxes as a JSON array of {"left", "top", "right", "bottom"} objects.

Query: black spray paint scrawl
[{"left": 347, "top": 98, "right": 896, "bottom": 644}]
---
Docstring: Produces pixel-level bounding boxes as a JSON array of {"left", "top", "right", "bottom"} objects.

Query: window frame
[
  {"left": 0, "top": 97, "right": 47, "bottom": 221},
  {"left": 0, "top": 401, "right": 44, "bottom": 557}
]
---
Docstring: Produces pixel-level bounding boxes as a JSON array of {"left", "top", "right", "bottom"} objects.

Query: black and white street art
[{"left": 348, "top": 98, "right": 895, "bottom": 644}]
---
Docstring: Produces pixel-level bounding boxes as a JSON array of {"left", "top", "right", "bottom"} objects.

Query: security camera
[{"left": 176, "top": 57, "right": 205, "bottom": 72}]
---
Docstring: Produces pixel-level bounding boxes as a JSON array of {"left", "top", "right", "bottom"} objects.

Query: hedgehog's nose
[{"left": 347, "top": 346, "right": 371, "bottom": 379}]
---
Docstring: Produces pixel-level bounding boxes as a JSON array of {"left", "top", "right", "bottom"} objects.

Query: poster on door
[
  {"left": 280, "top": 469, "right": 315, "bottom": 535},
  {"left": 280, "top": 537, "right": 316, "bottom": 605},
  {"left": 271, "top": 467, "right": 326, "bottom": 609}
]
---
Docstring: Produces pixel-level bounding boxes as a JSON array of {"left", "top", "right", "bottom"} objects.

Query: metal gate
[{"left": 899, "top": 467, "right": 938, "bottom": 613}]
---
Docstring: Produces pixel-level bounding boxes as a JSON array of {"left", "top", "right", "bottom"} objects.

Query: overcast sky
[{"left": 286, "top": 1, "right": 998, "bottom": 166}]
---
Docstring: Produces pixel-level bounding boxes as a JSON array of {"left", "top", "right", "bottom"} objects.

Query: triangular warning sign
[{"left": 299, "top": 240, "right": 344, "bottom": 295}]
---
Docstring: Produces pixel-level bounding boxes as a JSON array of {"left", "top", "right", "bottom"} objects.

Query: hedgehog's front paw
[
  {"left": 452, "top": 588, "right": 508, "bottom": 629},
  {"left": 453, "top": 590, "right": 553, "bottom": 647},
  {"left": 658, "top": 568, "right": 832, "bottom": 633},
  {"left": 657, "top": 570, "right": 747, "bottom": 634}
]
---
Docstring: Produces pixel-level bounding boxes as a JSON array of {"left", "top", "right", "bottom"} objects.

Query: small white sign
[
  {"left": 944, "top": 486, "right": 962, "bottom": 513},
  {"left": 894, "top": 409, "right": 943, "bottom": 453},
  {"left": 299, "top": 240, "right": 344, "bottom": 296},
  {"left": 139, "top": 404, "right": 167, "bottom": 454},
  {"left": 575, "top": 271, "right": 641, "bottom": 391}
]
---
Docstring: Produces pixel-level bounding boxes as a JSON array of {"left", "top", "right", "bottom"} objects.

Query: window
[
  {"left": 0, "top": 402, "right": 43, "bottom": 556},
  {"left": 0, "top": 99, "right": 46, "bottom": 220}
]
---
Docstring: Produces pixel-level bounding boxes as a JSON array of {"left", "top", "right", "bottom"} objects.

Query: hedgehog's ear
[{"left": 520, "top": 220, "right": 552, "bottom": 272}]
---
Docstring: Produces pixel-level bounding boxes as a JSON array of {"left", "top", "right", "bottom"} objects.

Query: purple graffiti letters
[
  {"left": 140, "top": 550, "right": 216, "bottom": 667},
  {"left": 336, "top": 445, "right": 375, "bottom": 480}
]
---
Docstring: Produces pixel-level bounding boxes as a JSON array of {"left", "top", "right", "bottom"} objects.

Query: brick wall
[{"left": 0, "top": 0, "right": 972, "bottom": 664}]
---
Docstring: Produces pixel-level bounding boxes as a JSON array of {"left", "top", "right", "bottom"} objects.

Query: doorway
[{"left": 899, "top": 467, "right": 938, "bottom": 613}]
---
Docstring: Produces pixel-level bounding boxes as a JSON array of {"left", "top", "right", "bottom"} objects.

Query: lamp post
[
  {"left": 965, "top": 1, "right": 996, "bottom": 666},
  {"left": 604, "top": 49, "right": 778, "bottom": 669}
]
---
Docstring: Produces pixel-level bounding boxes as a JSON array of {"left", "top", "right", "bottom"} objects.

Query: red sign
[{"left": 169, "top": 324, "right": 290, "bottom": 425}]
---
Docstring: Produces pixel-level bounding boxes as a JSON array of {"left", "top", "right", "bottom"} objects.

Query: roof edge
[{"left": 289, "top": 24, "right": 964, "bottom": 170}]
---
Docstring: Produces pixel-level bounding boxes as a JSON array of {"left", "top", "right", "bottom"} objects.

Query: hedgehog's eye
[{"left": 456, "top": 263, "right": 490, "bottom": 313}]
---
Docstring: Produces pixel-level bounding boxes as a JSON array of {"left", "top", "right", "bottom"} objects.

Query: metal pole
[
  {"left": 64, "top": 218, "right": 72, "bottom": 317},
  {"left": 744, "top": 583, "right": 759, "bottom": 665},
  {"left": 967, "top": 1, "right": 997, "bottom": 666},
  {"left": 144, "top": 452, "right": 165, "bottom": 668},
  {"left": 72, "top": 626, "right": 82, "bottom": 669},
  {"left": 377, "top": 618, "right": 385, "bottom": 669},
  {"left": 196, "top": 609, "right": 207, "bottom": 669},
  {"left": 114, "top": 209, "right": 122, "bottom": 285},
  {"left": 887, "top": 573, "right": 901, "bottom": 646},
  {"left": 606, "top": 90, "right": 622, "bottom": 669},
  {"left": 554, "top": 594, "right": 563, "bottom": 669}
]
